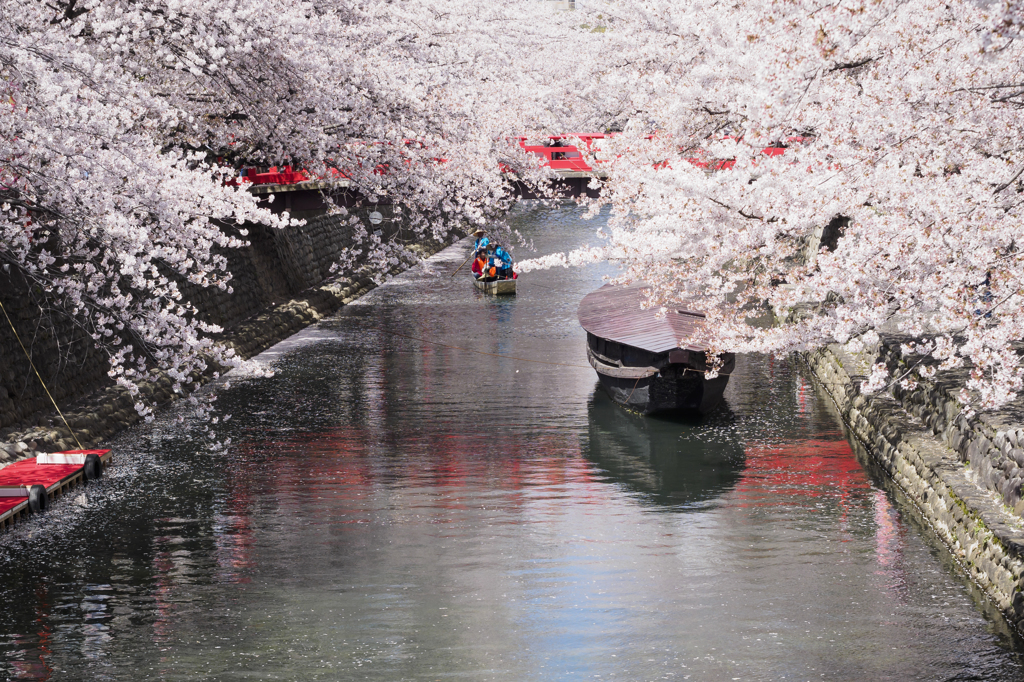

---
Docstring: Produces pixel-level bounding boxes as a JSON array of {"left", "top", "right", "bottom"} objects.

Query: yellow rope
[{"left": 0, "top": 298, "right": 84, "bottom": 451}]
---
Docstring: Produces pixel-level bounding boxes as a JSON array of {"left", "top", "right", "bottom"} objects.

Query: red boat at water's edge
[{"left": 0, "top": 449, "right": 112, "bottom": 530}]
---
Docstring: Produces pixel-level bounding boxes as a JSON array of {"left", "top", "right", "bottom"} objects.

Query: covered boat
[
  {"left": 577, "top": 283, "right": 734, "bottom": 414},
  {"left": 474, "top": 278, "right": 516, "bottom": 295}
]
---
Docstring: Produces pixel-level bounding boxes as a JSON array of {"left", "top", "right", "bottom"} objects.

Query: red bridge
[{"left": 229, "top": 134, "right": 798, "bottom": 201}]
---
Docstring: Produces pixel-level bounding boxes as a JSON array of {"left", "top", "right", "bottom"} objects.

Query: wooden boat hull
[
  {"left": 577, "top": 283, "right": 733, "bottom": 416},
  {"left": 586, "top": 346, "right": 731, "bottom": 415},
  {"left": 474, "top": 278, "right": 516, "bottom": 295}
]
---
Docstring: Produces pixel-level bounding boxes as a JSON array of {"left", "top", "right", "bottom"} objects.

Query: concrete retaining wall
[{"left": 806, "top": 343, "right": 1024, "bottom": 633}]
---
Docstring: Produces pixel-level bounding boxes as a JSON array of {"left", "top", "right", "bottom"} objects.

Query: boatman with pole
[
  {"left": 450, "top": 229, "right": 490, "bottom": 278},
  {"left": 473, "top": 229, "right": 489, "bottom": 252}
]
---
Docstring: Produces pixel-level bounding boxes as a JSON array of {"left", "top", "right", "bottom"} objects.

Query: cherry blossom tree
[
  {"left": 12, "top": 0, "right": 1023, "bottom": 421},
  {"left": 522, "top": 0, "right": 1024, "bottom": 410},
  {"left": 1, "top": 0, "right": 585, "bottom": 420}
]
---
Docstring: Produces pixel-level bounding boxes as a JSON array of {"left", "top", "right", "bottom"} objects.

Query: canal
[{"left": 0, "top": 205, "right": 1022, "bottom": 680}]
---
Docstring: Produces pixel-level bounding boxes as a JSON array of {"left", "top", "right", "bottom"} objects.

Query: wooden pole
[{"left": 451, "top": 252, "right": 475, "bottom": 278}]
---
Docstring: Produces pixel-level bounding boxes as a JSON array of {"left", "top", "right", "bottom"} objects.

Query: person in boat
[
  {"left": 488, "top": 243, "right": 515, "bottom": 280},
  {"left": 472, "top": 229, "right": 489, "bottom": 253},
  {"left": 474, "top": 250, "right": 500, "bottom": 281},
  {"left": 471, "top": 249, "right": 489, "bottom": 279}
]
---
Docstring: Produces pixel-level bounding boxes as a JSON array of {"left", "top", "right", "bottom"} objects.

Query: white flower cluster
[
  {"left": 519, "top": 0, "right": 1024, "bottom": 411},
  {"left": 7, "top": 0, "right": 1024, "bottom": 417},
  {"left": 1, "top": 0, "right": 593, "bottom": 418}
]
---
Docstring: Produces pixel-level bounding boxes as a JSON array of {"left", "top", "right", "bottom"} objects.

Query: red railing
[
  {"left": 225, "top": 135, "right": 806, "bottom": 188},
  {"left": 228, "top": 165, "right": 311, "bottom": 186},
  {"left": 517, "top": 134, "right": 608, "bottom": 173}
]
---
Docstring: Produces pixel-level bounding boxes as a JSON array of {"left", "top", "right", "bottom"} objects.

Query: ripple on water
[{"left": 0, "top": 205, "right": 1022, "bottom": 680}]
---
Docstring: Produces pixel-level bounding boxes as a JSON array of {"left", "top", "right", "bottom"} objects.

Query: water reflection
[
  {"left": 871, "top": 488, "right": 910, "bottom": 602},
  {"left": 585, "top": 388, "right": 745, "bottom": 509},
  {"left": 0, "top": 204, "right": 1023, "bottom": 680},
  {"left": 9, "top": 582, "right": 52, "bottom": 681}
]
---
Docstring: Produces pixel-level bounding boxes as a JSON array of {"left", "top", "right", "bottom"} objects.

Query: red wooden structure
[
  {"left": 0, "top": 449, "right": 112, "bottom": 529},
  {"left": 223, "top": 134, "right": 804, "bottom": 190}
]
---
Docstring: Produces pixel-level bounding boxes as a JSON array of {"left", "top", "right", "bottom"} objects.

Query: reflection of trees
[{"left": 584, "top": 389, "right": 746, "bottom": 508}]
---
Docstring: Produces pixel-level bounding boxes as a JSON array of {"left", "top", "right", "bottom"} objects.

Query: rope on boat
[
  {"left": 624, "top": 374, "right": 644, "bottom": 404},
  {"left": 0, "top": 299, "right": 84, "bottom": 450}
]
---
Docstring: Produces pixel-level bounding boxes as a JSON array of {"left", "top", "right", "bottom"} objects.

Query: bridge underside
[{"left": 510, "top": 173, "right": 604, "bottom": 199}]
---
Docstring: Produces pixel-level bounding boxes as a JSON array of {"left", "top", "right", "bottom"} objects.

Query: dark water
[{"left": 1, "top": 205, "right": 1023, "bottom": 681}]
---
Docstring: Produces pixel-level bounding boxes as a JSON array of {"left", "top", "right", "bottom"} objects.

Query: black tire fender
[
  {"left": 28, "top": 484, "right": 47, "bottom": 514},
  {"left": 83, "top": 453, "right": 102, "bottom": 482}
]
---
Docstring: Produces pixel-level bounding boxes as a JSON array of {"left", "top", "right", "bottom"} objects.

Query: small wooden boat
[
  {"left": 577, "top": 283, "right": 734, "bottom": 415},
  {"left": 474, "top": 277, "right": 516, "bottom": 295}
]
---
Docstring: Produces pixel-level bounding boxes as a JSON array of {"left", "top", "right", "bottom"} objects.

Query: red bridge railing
[{"left": 226, "top": 135, "right": 803, "bottom": 188}]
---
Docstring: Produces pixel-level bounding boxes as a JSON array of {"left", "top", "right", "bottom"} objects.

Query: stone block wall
[
  {"left": 0, "top": 189, "right": 449, "bottom": 459},
  {"left": 0, "top": 272, "right": 112, "bottom": 435},
  {"left": 182, "top": 207, "right": 410, "bottom": 333},
  {"left": 806, "top": 343, "right": 1024, "bottom": 634},
  {"left": 879, "top": 341, "right": 1024, "bottom": 517}
]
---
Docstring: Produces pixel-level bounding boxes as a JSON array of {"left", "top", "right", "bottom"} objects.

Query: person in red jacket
[{"left": 471, "top": 250, "right": 491, "bottom": 279}]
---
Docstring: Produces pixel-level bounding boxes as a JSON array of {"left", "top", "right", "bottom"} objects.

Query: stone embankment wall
[
  {"left": 0, "top": 188, "right": 447, "bottom": 462},
  {"left": 0, "top": 280, "right": 112, "bottom": 445},
  {"left": 806, "top": 341, "right": 1024, "bottom": 633}
]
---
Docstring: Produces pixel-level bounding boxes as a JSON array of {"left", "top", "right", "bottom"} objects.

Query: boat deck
[{"left": 577, "top": 282, "right": 706, "bottom": 353}]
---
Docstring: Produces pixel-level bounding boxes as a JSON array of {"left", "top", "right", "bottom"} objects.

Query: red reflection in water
[
  {"left": 735, "top": 437, "right": 873, "bottom": 506},
  {"left": 150, "top": 544, "right": 179, "bottom": 651},
  {"left": 223, "top": 423, "right": 603, "bottom": 524},
  {"left": 244, "top": 425, "right": 590, "bottom": 482},
  {"left": 10, "top": 582, "right": 52, "bottom": 680},
  {"left": 734, "top": 430, "right": 909, "bottom": 580}
]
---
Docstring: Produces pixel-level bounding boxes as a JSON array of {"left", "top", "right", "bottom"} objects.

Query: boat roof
[{"left": 577, "top": 283, "right": 707, "bottom": 353}]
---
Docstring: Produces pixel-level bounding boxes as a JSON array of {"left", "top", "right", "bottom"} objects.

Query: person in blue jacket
[
  {"left": 473, "top": 229, "right": 489, "bottom": 253},
  {"left": 489, "top": 243, "right": 515, "bottom": 280}
]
